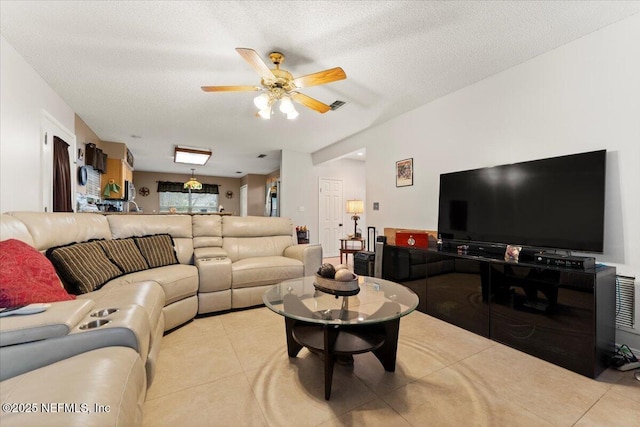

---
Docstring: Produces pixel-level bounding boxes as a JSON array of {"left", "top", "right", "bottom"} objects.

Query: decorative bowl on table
[{"left": 313, "top": 273, "right": 360, "bottom": 296}]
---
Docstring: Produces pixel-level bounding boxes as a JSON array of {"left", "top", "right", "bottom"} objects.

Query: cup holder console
[
  {"left": 91, "top": 308, "right": 119, "bottom": 318},
  {"left": 79, "top": 319, "right": 111, "bottom": 330}
]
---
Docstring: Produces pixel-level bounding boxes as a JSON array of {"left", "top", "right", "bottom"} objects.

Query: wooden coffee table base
[{"left": 284, "top": 317, "right": 401, "bottom": 400}]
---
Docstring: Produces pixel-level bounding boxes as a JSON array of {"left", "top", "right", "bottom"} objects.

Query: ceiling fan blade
[
  {"left": 201, "top": 85, "right": 261, "bottom": 92},
  {"left": 291, "top": 92, "right": 331, "bottom": 113},
  {"left": 293, "top": 67, "right": 346, "bottom": 88},
  {"left": 235, "top": 48, "right": 275, "bottom": 81}
]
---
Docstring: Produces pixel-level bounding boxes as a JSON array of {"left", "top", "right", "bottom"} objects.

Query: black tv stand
[{"left": 425, "top": 248, "right": 616, "bottom": 378}]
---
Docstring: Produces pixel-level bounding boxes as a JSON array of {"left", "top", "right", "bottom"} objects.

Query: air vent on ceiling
[
  {"left": 257, "top": 154, "right": 267, "bottom": 158},
  {"left": 330, "top": 100, "right": 346, "bottom": 111}
]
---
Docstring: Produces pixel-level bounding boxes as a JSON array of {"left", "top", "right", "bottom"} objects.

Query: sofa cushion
[
  {"left": 107, "top": 215, "right": 194, "bottom": 264},
  {"left": 133, "top": 234, "right": 178, "bottom": 268},
  {"left": 7, "top": 212, "right": 111, "bottom": 252},
  {"left": 192, "top": 214, "right": 223, "bottom": 249},
  {"left": 232, "top": 256, "right": 303, "bottom": 289},
  {"left": 0, "top": 239, "right": 75, "bottom": 307},
  {"left": 0, "top": 215, "right": 35, "bottom": 247},
  {"left": 46, "top": 241, "right": 122, "bottom": 294},
  {"left": 223, "top": 236, "right": 295, "bottom": 263},
  {"left": 96, "top": 238, "right": 149, "bottom": 274},
  {"left": 105, "top": 265, "right": 198, "bottom": 306},
  {"left": 222, "top": 216, "right": 294, "bottom": 237}
]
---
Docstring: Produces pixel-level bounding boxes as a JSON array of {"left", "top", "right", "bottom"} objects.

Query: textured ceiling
[{"left": 1, "top": 1, "right": 639, "bottom": 177}]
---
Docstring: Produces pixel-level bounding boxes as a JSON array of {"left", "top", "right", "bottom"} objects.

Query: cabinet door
[
  {"left": 490, "top": 264, "right": 596, "bottom": 377},
  {"left": 381, "top": 246, "right": 428, "bottom": 313},
  {"left": 123, "top": 163, "right": 133, "bottom": 182},
  {"left": 101, "top": 159, "right": 125, "bottom": 199},
  {"left": 425, "top": 252, "right": 490, "bottom": 337}
]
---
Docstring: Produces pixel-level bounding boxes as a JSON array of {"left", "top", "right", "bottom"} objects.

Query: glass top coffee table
[{"left": 263, "top": 275, "right": 419, "bottom": 399}]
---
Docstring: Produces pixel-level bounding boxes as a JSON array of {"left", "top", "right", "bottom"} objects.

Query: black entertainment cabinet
[{"left": 422, "top": 248, "right": 616, "bottom": 378}]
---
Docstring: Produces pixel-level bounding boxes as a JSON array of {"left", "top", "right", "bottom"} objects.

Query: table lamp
[{"left": 346, "top": 200, "right": 364, "bottom": 237}]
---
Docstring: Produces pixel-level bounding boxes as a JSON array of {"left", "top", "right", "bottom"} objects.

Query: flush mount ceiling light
[{"left": 174, "top": 146, "right": 211, "bottom": 165}]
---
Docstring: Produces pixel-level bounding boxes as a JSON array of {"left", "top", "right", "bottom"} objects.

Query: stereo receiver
[{"left": 534, "top": 252, "right": 595, "bottom": 269}]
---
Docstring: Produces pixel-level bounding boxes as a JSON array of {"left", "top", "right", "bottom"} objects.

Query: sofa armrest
[
  {"left": 0, "top": 300, "right": 94, "bottom": 347},
  {"left": 0, "top": 304, "right": 150, "bottom": 382},
  {"left": 195, "top": 255, "right": 232, "bottom": 293},
  {"left": 0, "top": 347, "right": 146, "bottom": 427},
  {"left": 284, "top": 244, "right": 322, "bottom": 276},
  {"left": 194, "top": 246, "right": 228, "bottom": 259}
]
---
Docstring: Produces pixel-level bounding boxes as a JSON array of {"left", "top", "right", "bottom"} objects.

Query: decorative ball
[{"left": 317, "top": 263, "right": 336, "bottom": 279}]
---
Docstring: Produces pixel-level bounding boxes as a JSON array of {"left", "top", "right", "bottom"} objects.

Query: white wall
[
  {"left": 281, "top": 149, "right": 366, "bottom": 244},
  {"left": 313, "top": 14, "right": 640, "bottom": 348},
  {"left": 0, "top": 35, "right": 75, "bottom": 212}
]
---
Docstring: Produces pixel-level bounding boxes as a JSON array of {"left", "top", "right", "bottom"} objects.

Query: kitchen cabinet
[
  {"left": 85, "top": 143, "right": 107, "bottom": 172},
  {"left": 101, "top": 158, "right": 133, "bottom": 199}
]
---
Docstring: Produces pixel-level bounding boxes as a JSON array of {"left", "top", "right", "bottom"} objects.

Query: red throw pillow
[{"left": 0, "top": 239, "right": 75, "bottom": 307}]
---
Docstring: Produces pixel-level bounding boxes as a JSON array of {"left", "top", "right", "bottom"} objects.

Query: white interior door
[
  {"left": 318, "top": 178, "right": 343, "bottom": 257},
  {"left": 239, "top": 184, "right": 248, "bottom": 216}
]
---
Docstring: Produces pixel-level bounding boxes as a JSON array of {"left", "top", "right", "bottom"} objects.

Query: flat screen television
[{"left": 437, "top": 150, "right": 606, "bottom": 253}]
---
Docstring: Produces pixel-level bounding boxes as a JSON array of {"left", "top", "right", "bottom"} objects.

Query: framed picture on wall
[{"left": 396, "top": 158, "right": 413, "bottom": 187}]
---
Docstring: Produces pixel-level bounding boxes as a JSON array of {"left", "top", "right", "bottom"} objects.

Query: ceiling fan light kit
[
  {"left": 202, "top": 48, "right": 346, "bottom": 119},
  {"left": 252, "top": 91, "right": 299, "bottom": 120}
]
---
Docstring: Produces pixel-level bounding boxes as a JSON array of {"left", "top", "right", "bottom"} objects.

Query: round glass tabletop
[{"left": 263, "top": 275, "right": 419, "bottom": 326}]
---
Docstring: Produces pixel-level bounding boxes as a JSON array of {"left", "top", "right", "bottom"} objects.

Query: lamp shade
[
  {"left": 286, "top": 109, "right": 299, "bottom": 120},
  {"left": 257, "top": 106, "right": 271, "bottom": 119},
  {"left": 184, "top": 169, "right": 203, "bottom": 190},
  {"left": 346, "top": 200, "right": 364, "bottom": 215},
  {"left": 254, "top": 93, "right": 270, "bottom": 110},
  {"left": 279, "top": 96, "right": 295, "bottom": 114}
]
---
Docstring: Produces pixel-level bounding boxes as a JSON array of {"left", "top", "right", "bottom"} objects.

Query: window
[
  {"left": 86, "top": 166, "right": 101, "bottom": 199},
  {"left": 159, "top": 192, "right": 218, "bottom": 213},
  {"left": 156, "top": 180, "right": 220, "bottom": 213}
]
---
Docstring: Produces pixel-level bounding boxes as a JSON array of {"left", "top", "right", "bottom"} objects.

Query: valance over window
[{"left": 157, "top": 181, "right": 219, "bottom": 194}]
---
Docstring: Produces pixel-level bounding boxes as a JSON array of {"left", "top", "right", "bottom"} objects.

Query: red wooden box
[{"left": 395, "top": 232, "right": 429, "bottom": 249}]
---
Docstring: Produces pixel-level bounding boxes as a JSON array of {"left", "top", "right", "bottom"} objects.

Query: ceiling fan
[{"left": 201, "top": 48, "right": 346, "bottom": 119}]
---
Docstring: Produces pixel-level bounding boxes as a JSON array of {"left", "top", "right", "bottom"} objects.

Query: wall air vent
[
  {"left": 330, "top": 100, "right": 346, "bottom": 111},
  {"left": 257, "top": 154, "right": 267, "bottom": 158},
  {"left": 616, "top": 275, "right": 636, "bottom": 329}
]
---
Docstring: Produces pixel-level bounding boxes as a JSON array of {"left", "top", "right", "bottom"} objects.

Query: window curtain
[
  {"left": 53, "top": 136, "right": 73, "bottom": 212},
  {"left": 157, "top": 181, "right": 219, "bottom": 194}
]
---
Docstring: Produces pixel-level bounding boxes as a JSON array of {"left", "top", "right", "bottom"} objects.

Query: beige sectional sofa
[{"left": 0, "top": 212, "right": 322, "bottom": 426}]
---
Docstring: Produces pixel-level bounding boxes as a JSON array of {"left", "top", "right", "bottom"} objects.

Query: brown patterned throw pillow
[
  {"left": 97, "top": 238, "right": 149, "bottom": 274},
  {"left": 133, "top": 234, "right": 179, "bottom": 268},
  {"left": 46, "top": 241, "right": 123, "bottom": 294}
]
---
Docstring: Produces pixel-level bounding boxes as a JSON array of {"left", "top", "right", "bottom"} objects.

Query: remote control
[{"left": 0, "top": 303, "right": 50, "bottom": 317}]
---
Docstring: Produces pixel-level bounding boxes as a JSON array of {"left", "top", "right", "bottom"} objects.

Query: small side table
[{"left": 339, "top": 238, "right": 365, "bottom": 264}]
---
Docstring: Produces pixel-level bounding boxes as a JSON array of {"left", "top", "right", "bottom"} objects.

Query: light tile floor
[{"left": 143, "top": 261, "right": 640, "bottom": 426}]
